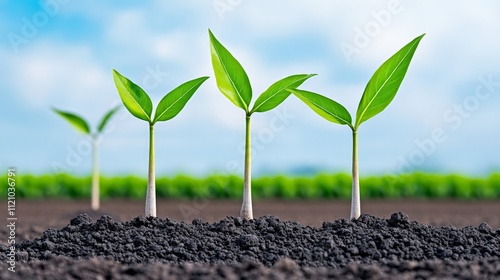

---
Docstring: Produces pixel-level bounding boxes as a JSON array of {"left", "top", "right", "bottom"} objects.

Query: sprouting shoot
[
  {"left": 209, "top": 29, "right": 315, "bottom": 219},
  {"left": 52, "top": 106, "right": 120, "bottom": 211},
  {"left": 288, "top": 34, "right": 425, "bottom": 220},
  {"left": 113, "top": 69, "right": 209, "bottom": 217}
]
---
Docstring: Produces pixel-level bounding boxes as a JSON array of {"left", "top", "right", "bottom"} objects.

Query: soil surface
[
  {"left": 1, "top": 199, "right": 499, "bottom": 243},
  {"left": 1, "top": 199, "right": 499, "bottom": 279}
]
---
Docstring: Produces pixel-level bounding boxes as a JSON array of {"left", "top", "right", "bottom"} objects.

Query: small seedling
[
  {"left": 112, "top": 69, "right": 209, "bottom": 217},
  {"left": 288, "top": 34, "right": 425, "bottom": 220},
  {"left": 209, "top": 29, "right": 315, "bottom": 219},
  {"left": 52, "top": 106, "right": 120, "bottom": 211}
]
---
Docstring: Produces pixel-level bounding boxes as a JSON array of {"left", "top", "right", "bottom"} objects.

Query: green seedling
[
  {"left": 209, "top": 29, "right": 315, "bottom": 219},
  {"left": 52, "top": 106, "right": 120, "bottom": 211},
  {"left": 112, "top": 69, "right": 209, "bottom": 217},
  {"left": 288, "top": 34, "right": 425, "bottom": 220}
]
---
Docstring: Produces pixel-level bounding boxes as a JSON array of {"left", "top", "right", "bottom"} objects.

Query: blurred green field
[{"left": 2, "top": 173, "right": 500, "bottom": 200}]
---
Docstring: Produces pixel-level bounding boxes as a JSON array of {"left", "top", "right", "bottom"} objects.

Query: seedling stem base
[
  {"left": 241, "top": 115, "right": 253, "bottom": 219},
  {"left": 145, "top": 124, "right": 157, "bottom": 217},
  {"left": 350, "top": 129, "right": 360, "bottom": 220}
]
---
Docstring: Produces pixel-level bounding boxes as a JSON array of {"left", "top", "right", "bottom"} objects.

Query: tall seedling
[
  {"left": 53, "top": 106, "right": 120, "bottom": 211},
  {"left": 288, "top": 34, "right": 425, "bottom": 220},
  {"left": 209, "top": 30, "right": 315, "bottom": 219},
  {"left": 113, "top": 70, "right": 209, "bottom": 217}
]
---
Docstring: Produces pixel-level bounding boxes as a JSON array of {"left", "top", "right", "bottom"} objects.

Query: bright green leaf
[
  {"left": 112, "top": 69, "right": 153, "bottom": 122},
  {"left": 355, "top": 34, "right": 425, "bottom": 128},
  {"left": 288, "top": 89, "right": 352, "bottom": 127},
  {"left": 209, "top": 30, "right": 252, "bottom": 112},
  {"left": 52, "top": 108, "right": 91, "bottom": 135},
  {"left": 153, "top": 76, "right": 209, "bottom": 123},
  {"left": 97, "top": 106, "right": 121, "bottom": 133},
  {"left": 251, "top": 74, "right": 316, "bottom": 114}
]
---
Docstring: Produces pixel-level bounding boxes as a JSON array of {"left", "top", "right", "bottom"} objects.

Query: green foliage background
[{"left": 2, "top": 173, "right": 500, "bottom": 200}]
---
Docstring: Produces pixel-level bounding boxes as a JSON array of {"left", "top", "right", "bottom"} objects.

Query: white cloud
[
  {"left": 105, "top": 10, "right": 144, "bottom": 42},
  {"left": 7, "top": 42, "right": 114, "bottom": 117},
  {"left": 150, "top": 34, "right": 187, "bottom": 61}
]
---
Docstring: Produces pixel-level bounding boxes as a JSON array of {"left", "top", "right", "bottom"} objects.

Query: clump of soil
[
  {"left": 1, "top": 212, "right": 499, "bottom": 279},
  {"left": 3, "top": 256, "right": 500, "bottom": 279}
]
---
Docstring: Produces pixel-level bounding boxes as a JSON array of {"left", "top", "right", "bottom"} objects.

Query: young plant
[
  {"left": 288, "top": 34, "right": 425, "bottom": 220},
  {"left": 209, "top": 29, "right": 316, "bottom": 219},
  {"left": 112, "top": 69, "right": 209, "bottom": 217},
  {"left": 52, "top": 106, "right": 120, "bottom": 211}
]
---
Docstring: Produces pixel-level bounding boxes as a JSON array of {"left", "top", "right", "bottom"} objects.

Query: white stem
[
  {"left": 240, "top": 115, "right": 253, "bottom": 219},
  {"left": 350, "top": 129, "right": 361, "bottom": 220},
  {"left": 145, "top": 124, "right": 156, "bottom": 217},
  {"left": 91, "top": 135, "right": 99, "bottom": 211}
]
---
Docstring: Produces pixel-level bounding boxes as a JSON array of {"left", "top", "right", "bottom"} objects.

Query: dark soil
[
  {"left": 3, "top": 256, "right": 500, "bottom": 279},
  {"left": 1, "top": 212, "right": 499, "bottom": 279},
  {"left": 2, "top": 199, "right": 500, "bottom": 244}
]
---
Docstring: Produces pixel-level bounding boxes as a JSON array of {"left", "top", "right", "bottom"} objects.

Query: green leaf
[
  {"left": 153, "top": 76, "right": 209, "bottom": 123},
  {"left": 251, "top": 74, "right": 316, "bottom": 114},
  {"left": 97, "top": 106, "right": 121, "bottom": 133},
  {"left": 288, "top": 89, "right": 352, "bottom": 127},
  {"left": 355, "top": 34, "right": 425, "bottom": 128},
  {"left": 112, "top": 69, "right": 153, "bottom": 122},
  {"left": 52, "top": 108, "right": 91, "bottom": 134},
  {"left": 209, "top": 29, "right": 252, "bottom": 112}
]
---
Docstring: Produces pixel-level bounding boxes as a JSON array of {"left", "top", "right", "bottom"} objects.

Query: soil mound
[{"left": 1, "top": 212, "right": 499, "bottom": 279}]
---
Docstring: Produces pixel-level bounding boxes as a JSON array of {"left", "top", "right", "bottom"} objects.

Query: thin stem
[
  {"left": 145, "top": 124, "right": 156, "bottom": 217},
  {"left": 350, "top": 129, "right": 361, "bottom": 220},
  {"left": 240, "top": 114, "right": 253, "bottom": 219},
  {"left": 91, "top": 135, "right": 99, "bottom": 211}
]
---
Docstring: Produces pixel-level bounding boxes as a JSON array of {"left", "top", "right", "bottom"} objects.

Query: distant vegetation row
[{"left": 2, "top": 173, "right": 500, "bottom": 200}]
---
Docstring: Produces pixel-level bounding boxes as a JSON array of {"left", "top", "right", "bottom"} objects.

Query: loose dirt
[
  {"left": 2, "top": 199, "right": 500, "bottom": 243},
  {"left": 0, "top": 199, "right": 499, "bottom": 279}
]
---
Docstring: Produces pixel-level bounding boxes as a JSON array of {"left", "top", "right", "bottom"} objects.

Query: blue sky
[{"left": 1, "top": 1, "right": 499, "bottom": 177}]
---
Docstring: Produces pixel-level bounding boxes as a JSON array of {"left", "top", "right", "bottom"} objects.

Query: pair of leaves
[
  {"left": 112, "top": 70, "right": 209, "bottom": 124},
  {"left": 53, "top": 106, "right": 120, "bottom": 135},
  {"left": 289, "top": 34, "right": 425, "bottom": 130},
  {"left": 209, "top": 30, "right": 315, "bottom": 114}
]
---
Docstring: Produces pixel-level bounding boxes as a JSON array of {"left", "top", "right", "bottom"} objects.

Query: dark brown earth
[
  {"left": 1, "top": 199, "right": 499, "bottom": 279},
  {"left": 1, "top": 199, "right": 499, "bottom": 244}
]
